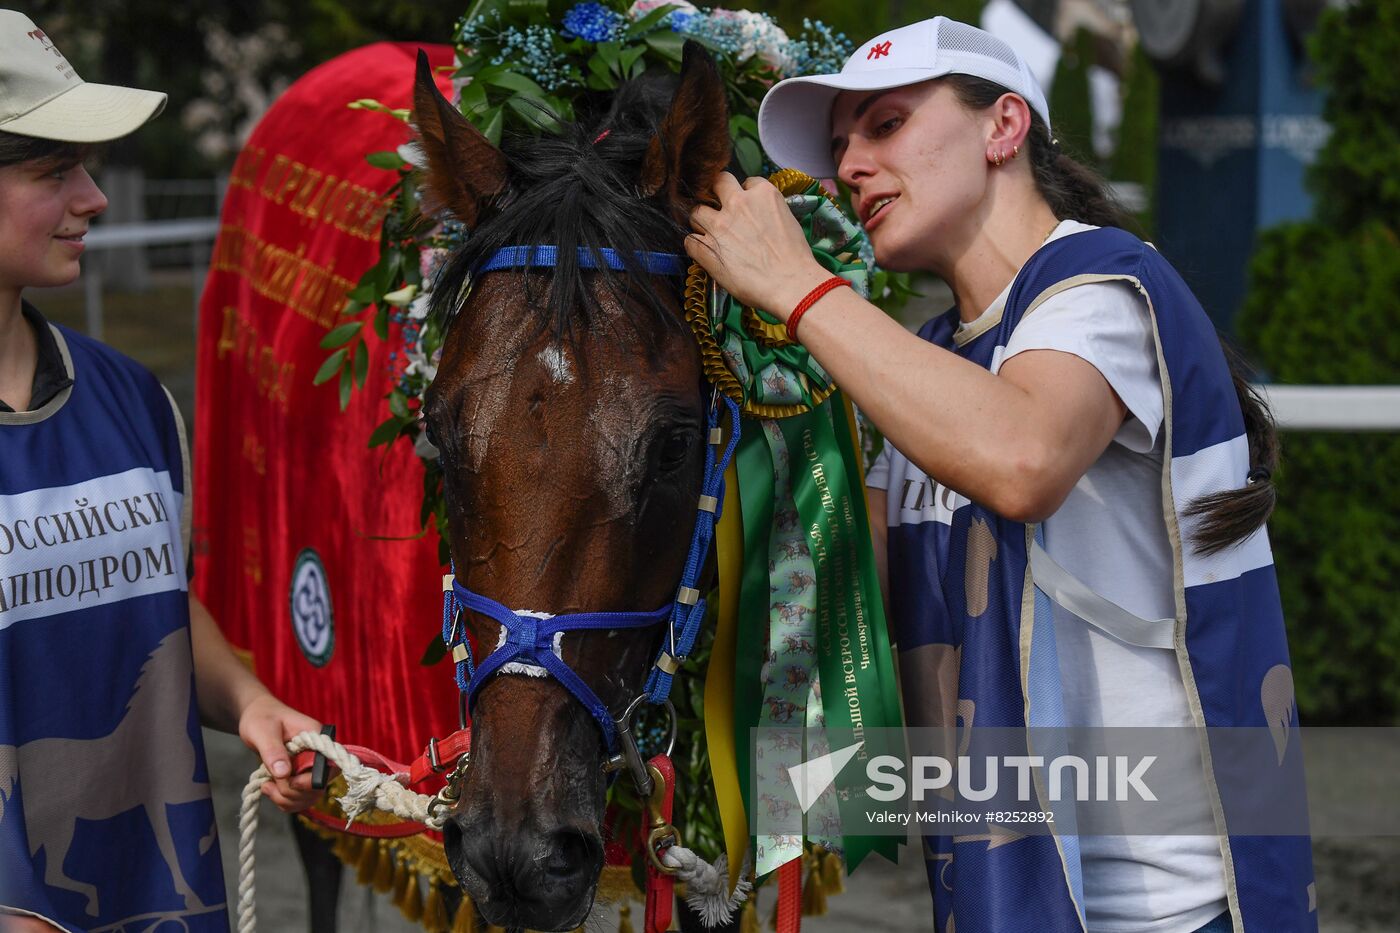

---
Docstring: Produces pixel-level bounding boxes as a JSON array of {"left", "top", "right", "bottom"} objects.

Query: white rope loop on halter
[
  {"left": 660, "top": 849, "right": 752, "bottom": 926},
  {"left": 236, "top": 732, "right": 749, "bottom": 932},
  {"left": 236, "top": 730, "right": 444, "bottom": 933}
]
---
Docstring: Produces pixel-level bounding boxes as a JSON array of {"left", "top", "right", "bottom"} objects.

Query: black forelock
[{"left": 427, "top": 73, "right": 692, "bottom": 347}]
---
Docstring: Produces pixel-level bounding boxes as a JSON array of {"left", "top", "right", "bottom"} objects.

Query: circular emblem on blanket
[{"left": 290, "top": 548, "right": 334, "bottom": 667}]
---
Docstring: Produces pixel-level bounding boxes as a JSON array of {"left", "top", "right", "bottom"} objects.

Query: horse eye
[{"left": 657, "top": 431, "right": 693, "bottom": 471}]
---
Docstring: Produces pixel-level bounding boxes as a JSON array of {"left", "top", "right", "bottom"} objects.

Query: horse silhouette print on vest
[{"left": 0, "top": 627, "right": 216, "bottom": 917}]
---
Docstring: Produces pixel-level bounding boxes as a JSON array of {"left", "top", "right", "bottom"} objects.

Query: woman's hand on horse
[
  {"left": 687, "top": 172, "right": 831, "bottom": 320},
  {"left": 238, "top": 693, "right": 324, "bottom": 812}
]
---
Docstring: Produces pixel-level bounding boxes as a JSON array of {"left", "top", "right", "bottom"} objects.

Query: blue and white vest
[
  {"left": 884, "top": 228, "right": 1315, "bottom": 932},
  {"left": 0, "top": 323, "right": 228, "bottom": 931}
]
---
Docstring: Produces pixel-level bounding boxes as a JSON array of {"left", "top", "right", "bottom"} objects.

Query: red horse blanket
[{"left": 193, "top": 42, "right": 459, "bottom": 772}]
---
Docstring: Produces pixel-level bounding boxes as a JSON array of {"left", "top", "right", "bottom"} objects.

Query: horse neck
[{"left": 122, "top": 627, "right": 193, "bottom": 731}]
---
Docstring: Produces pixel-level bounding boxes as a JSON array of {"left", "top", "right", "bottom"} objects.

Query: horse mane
[
  {"left": 428, "top": 74, "right": 693, "bottom": 348},
  {"left": 126, "top": 628, "right": 188, "bottom": 716},
  {"left": 0, "top": 744, "right": 15, "bottom": 820}
]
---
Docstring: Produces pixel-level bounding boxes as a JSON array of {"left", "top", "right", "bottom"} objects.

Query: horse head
[{"left": 413, "top": 42, "right": 730, "bottom": 931}]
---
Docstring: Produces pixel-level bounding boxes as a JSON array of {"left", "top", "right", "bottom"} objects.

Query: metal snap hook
[
  {"left": 426, "top": 753, "right": 471, "bottom": 822},
  {"left": 644, "top": 761, "right": 682, "bottom": 875},
  {"left": 613, "top": 695, "right": 677, "bottom": 797}
]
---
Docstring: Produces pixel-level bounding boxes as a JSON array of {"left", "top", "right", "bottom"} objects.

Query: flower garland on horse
[{"left": 299, "top": 2, "right": 912, "bottom": 929}]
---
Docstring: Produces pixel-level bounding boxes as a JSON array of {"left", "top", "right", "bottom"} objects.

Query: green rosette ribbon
[{"left": 688, "top": 170, "right": 904, "bottom": 877}]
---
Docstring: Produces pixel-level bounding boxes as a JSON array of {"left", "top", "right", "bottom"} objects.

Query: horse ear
[
  {"left": 640, "top": 41, "right": 731, "bottom": 217},
  {"left": 412, "top": 49, "right": 508, "bottom": 227}
]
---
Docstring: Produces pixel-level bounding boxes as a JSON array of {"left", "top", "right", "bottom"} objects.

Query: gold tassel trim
[
  {"left": 355, "top": 835, "right": 381, "bottom": 887},
  {"left": 295, "top": 811, "right": 641, "bottom": 929},
  {"left": 617, "top": 901, "right": 635, "bottom": 933},
  {"left": 399, "top": 871, "right": 425, "bottom": 923},
  {"left": 373, "top": 841, "right": 397, "bottom": 893},
  {"left": 451, "top": 896, "right": 477, "bottom": 933},
  {"left": 821, "top": 849, "right": 845, "bottom": 896},
  {"left": 740, "top": 899, "right": 760, "bottom": 933},
  {"left": 802, "top": 851, "right": 828, "bottom": 917},
  {"left": 423, "top": 880, "right": 450, "bottom": 933}
]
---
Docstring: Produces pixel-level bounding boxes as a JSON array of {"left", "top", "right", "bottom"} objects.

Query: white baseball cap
[
  {"left": 758, "top": 17, "right": 1050, "bottom": 179},
  {"left": 0, "top": 10, "right": 166, "bottom": 143}
]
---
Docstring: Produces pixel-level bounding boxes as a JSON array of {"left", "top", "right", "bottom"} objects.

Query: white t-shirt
[{"left": 867, "top": 221, "right": 1227, "bottom": 933}]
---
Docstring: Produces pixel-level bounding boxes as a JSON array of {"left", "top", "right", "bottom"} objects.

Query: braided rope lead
[
  {"left": 237, "top": 733, "right": 747, "bottom": 931},
  {"left": 236, "top": 730, "right": 444, "bottom": 933},
  {"left": 660, "top": 849, "right": 752, "bottom": 926}
]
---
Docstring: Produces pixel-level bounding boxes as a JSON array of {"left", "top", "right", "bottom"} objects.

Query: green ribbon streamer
[
  {"left": 716, "top": 177, "right": 903, "bottom": 874},
  {"left": 734, "top": 427, "right": 777, "bottom": 828},
  {"left": 779, "top": 401, "right": 902, "bottom": 869}
]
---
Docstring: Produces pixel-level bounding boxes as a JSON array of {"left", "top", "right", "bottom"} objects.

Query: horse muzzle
[{"left": 443, "top": 816, "right": 604, "bottom": 931}]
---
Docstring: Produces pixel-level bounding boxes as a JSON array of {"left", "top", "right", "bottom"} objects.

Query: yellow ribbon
[{"left": 705, "top": 456, "right": 748, "bottom": 894}]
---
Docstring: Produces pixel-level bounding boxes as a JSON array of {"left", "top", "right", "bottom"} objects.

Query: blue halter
[
  {"left": 476, "top": 245, "right": 691, "bottom": 276},
  {"left": 439, "top": 245, "right": 741, "bottom": 756}
]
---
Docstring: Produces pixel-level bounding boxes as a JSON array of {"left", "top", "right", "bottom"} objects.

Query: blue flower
[
  {"left": 489, "top": 24, "right": 574, "bottom": 90},
  {"left": 562, "top": 2, "right": 624, "bottom": 42},
  {"left": 669, "top": 11, "right": 695, "bottom": 33},
  {"left": 788, "top": 19, "right": 855, "bottom": 76}
]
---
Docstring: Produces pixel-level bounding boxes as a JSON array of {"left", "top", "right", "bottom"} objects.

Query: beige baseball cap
[
  {"left": 759, "top": 17, "right": 1050, "bottom": 178},
  {"left": 0, "top": 10, "right": 166, "bottom": 143}
]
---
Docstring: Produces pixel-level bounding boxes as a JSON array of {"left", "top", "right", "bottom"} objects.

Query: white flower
[
  {"left": 628, "top": 0, "right": 697, "bottom": 20},
  {"left": 707, "top": 9, "right": 790, "bottom": 67},
  {"left": 403, "top": 357, "right": 438, "bottom": 384},
  {"left": 382, "top": 284, "right": 419, "bottom": 307},
  {"left": 407, "top": 292, "right": 432, "bottom": 321},
  {"left": 419, "top": 246, "right": 449, "bottom": 281}
]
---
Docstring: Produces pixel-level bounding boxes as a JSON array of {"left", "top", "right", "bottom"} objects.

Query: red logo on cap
[
  {"left": 867, "top": 41, "right": 893, "bottom": 60},
  {"left": 27, "top": 29, "right": 62, "bottom": 58}
]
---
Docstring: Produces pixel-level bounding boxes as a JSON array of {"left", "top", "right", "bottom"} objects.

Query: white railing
[
  {"left": 80, "top": 217, "right": 220, "bottom": 340},
  {"left": 72, "top": 212, "right": 1395, "bottom": 434},
  {"left": 1257, "top": 385, "right": 1400, "bottom": 432}
]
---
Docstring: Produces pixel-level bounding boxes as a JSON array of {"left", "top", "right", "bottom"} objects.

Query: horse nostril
[{"left": 542, "top": 828, "right": 602, "bottom": 880}]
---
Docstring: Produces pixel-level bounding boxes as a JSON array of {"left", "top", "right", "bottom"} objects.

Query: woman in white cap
[
  {"left": 0, "top": 13, "right": 321, "bottom": 931},
  {"left": 688, "top": 16, "right": 1314, "bottom": 933}
]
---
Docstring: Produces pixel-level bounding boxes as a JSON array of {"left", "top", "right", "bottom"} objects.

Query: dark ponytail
[
  {"left": 1181, "top": 342, "right": 1281, "bottom": 554},
  {"left": 943, "top": 74, "right": 1281, "bottom": 554}
]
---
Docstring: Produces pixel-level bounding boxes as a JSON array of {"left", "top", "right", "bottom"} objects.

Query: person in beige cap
[
  {"left": 0, "top": 13, "right": 323, "bottom": 931},
  {"left": 688, "top": 16, "right": 1310, "bottom": 933}
]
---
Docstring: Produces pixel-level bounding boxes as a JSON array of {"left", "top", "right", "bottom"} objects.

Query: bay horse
[{"left": 412, "top": 41, "right": 732, "bottom": 931}]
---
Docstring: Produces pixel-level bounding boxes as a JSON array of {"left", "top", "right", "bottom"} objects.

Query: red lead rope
[
  {"left": 643, "top": 754, "right": 678, "bottom": 933},
  {"left": 775, "top": 857, "right": 802, "bottom": 933},
  {"left": 286, "top": 727, "right": 472, "bottom": 837}
]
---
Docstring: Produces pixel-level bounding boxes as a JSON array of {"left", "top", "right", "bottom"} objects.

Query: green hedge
[
  {"left": 1238, "top": 223, "right": 1400, "bottom": 723},
  {"left": 1303, "top": 0, "right": 1400, "bottom": 231},
  {"left": 1113, "top": 42, "right": 1158, "bottom": 235},
  {"left": 1237, "top": 0, "right": 1400, "bottom": 723},
  {"left": 1048, "top": 27, "right": 1097, "bottom": 166}
]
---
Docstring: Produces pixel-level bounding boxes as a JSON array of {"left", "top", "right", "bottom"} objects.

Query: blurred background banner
[{"left": 191, "top": 40, "right": 459, "bottom": 771}]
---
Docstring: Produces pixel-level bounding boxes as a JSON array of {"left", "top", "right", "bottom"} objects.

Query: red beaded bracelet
[{"left": 786, "top": 275, "right": 851, "bottom": 342}]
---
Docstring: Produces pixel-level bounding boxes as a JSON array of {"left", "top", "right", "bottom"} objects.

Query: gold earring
[
  {"left": 1012, "top": 144, "right": 1020, "bottom": 159},
  {"left": 992, "top": 151, "right": 1003, "bottom": 167}
]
